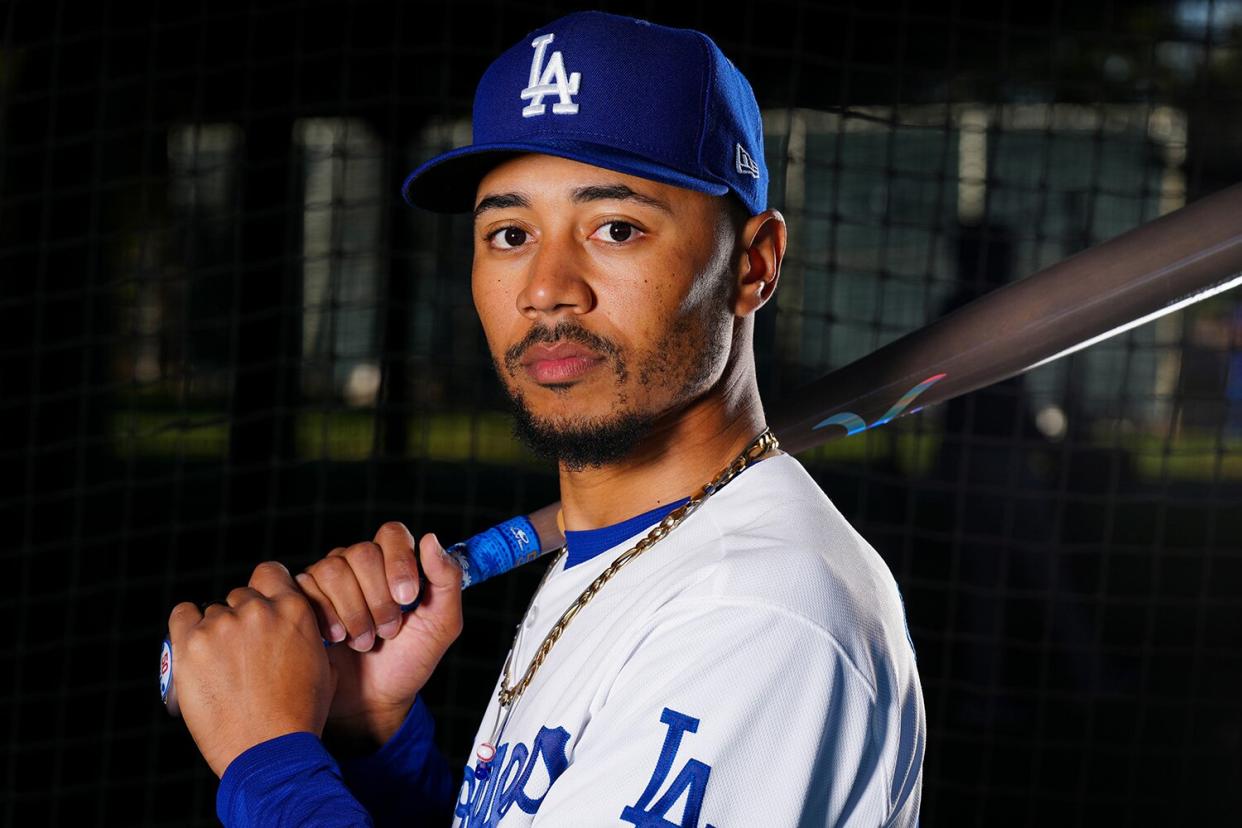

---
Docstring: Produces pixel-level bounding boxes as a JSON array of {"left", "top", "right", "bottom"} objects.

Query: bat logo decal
[
  {"left": 812, "top": 373, "right": 948, "bottom": 436},
  {"left": 159, "top": 639, "right": 172, "bottom": 701}
]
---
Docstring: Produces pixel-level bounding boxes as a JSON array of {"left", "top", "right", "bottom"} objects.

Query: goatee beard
[
  {"left": 506, "top": 389, "right": 656, "bottom": 472},
  {"left": 498, "top": 321, "right": 655, "bottom": 471}
]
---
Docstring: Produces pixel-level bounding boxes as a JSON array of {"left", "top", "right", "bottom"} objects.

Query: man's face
[{"left": 471, "top": 154, "right": 739, "bottom": 470}]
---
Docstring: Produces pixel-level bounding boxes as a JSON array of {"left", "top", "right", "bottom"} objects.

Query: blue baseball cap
[{"left": 402, "top": 11, "right": 768, "bottom": 216}]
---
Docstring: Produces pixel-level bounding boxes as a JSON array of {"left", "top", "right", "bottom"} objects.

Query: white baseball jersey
[{"left": 452, "top": 452, "right": 925, "bottom": 826}]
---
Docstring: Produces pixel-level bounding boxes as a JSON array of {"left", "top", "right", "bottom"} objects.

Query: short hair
[{"left": 721, "top": 193, "right": 752, "bottom": 242}]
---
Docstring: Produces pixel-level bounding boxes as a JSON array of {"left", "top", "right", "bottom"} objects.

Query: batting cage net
[{"left": 3, "top": 1, "right": 1241, "bottom": 824}]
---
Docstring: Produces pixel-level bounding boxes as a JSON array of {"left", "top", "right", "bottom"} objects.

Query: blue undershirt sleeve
[
  {"left": 216, "top": 696, "right": 454, "bottom": 827},
  {"left": 339, "top": 695, "right": 456, "bottom": 826},
  {"left": 216, "top": 731, "right": 371, "bottom": 827}
]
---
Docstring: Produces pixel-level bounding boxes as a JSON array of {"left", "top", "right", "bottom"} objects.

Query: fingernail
[
  {"left": 328, "top": 623, "right": 347, "bottom": 643},
  {"left": 377, "top": 619, "right": 401, "bottom": 640},
  {"left": 394, "top": 579, "right": 416, "bottom": 605},
  {"left": 351, "top": 630, "right": 375, "bottom": 651}
]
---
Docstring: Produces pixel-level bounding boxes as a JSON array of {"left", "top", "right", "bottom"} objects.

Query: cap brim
[{"left": 402, "top": 140, "right": 731, "bottom": 213}]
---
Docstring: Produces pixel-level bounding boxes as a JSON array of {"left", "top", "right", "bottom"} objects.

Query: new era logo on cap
[
  {"left": 402, "top": 11, "right": 769, "bottom": 216},
  {"left": 736, "top": 144, "right": 760, "bottom": 179}
]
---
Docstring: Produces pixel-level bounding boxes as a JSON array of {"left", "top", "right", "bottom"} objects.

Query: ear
[{"left": 732, "top": 209, "right": 786, "bottom": 317}]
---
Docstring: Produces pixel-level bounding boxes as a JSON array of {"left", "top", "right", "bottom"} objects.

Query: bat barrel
[{"left": 774, "top": 183, "right": 1242, "bottom": 454}]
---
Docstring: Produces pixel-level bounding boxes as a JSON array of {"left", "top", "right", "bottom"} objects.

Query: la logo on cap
[{"left": 521, "top": 33, "right": 580, "bottom": 117}]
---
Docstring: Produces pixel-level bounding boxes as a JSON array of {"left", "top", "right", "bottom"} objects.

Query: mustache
[{"left": 503, "top": 321, "right": 623, "bottom": 375}]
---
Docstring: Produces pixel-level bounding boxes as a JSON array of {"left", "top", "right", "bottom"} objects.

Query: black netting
[{"left": 3, "top": 1, "right": 1241, "bottom": 825}]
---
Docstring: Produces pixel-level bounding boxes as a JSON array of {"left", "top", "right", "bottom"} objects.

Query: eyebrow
[
  {"left": 473, "top": 192, "right": 531, "bottom": 219},
  {"left": 472, "top": 183, "right": 673, "bottom": 220},
  {"left": 571, "top": 184, "right": 672, "bottom": 215}
]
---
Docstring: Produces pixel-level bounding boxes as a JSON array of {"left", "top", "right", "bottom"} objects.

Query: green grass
[
  {"left": 111, "top": 410, "right": 230, "bottom": 458},
  {"left": 110, "top": 408, "right": 1242, "bottom": 481},
  {"left": 1103, "top": 428, "right": 1242, "bottom": 481},
  {"left": 111, "top": 408, "right": 543, "bottom": 465}
]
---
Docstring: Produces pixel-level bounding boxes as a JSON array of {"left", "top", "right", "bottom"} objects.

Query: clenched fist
[{"left": 167, "top": 561, "right": 335, "bottom": 777}]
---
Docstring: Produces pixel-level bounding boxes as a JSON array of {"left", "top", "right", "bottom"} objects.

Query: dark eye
[
  {"left": 489, "top": 226, "right": 529, "bottom": 249},
  {"left": 590, "top": 221, "right": 641, "bottom": 244},
  {"left": 608, "top": 222, "right": 633, "bottom": 242}
]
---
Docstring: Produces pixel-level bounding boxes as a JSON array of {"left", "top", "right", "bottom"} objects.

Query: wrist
[{"left": 324, "top": 699, "right": 414, "bottom": 758}]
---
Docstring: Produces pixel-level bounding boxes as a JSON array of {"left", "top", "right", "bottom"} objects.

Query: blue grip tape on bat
[{"left": 160, "top": 515, "right": 543, "bottom": 716}]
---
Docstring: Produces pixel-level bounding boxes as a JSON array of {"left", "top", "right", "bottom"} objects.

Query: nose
[{"left": 516, "top": 233, "right": 594, "bottom": 319}]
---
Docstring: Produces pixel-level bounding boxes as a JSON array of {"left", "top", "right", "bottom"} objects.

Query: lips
[{"left": 520, "top": 342, "right": 605, "bottom": 384}]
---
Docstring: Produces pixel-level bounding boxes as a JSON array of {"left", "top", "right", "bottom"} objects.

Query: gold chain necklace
[{"left": 472, "top": 427, "right": 779, "bottom": 780}]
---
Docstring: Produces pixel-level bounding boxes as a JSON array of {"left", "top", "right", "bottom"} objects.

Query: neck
[{"left": 556, "top": 343, "right": 767, "bottom": 531}]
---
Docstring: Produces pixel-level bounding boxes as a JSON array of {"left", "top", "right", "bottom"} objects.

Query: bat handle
[{"left": 160, "top": 507, "right": 565, "bottom": 718}]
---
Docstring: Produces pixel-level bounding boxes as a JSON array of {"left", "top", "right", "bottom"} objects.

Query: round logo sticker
[{"left": 159, "top": 638, "right": 172, "bottom": 702}]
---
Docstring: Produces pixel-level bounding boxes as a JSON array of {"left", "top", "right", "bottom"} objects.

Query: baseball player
[{"left": 168, "top": 11, "right": 926, "bottom": 826}]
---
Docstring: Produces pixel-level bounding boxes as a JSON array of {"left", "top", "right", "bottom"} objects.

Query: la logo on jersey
[
  {"left": 621, "top": 708, "right": 716, "bottom": 828},
  {"left": 521, "top": 33, "right": 580, "bottom": 118}
]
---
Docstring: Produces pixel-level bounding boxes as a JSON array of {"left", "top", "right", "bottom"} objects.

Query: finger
[
  {"left": 168, "top": 601, "right": 204, "bottom": 645},
  {"left": 414, "top": 534, "right": 463, "bottom": 642},
  {"left": 304, "top": 555, "right": 376, "bottom": 652},
  {"left": 201, "top": 602, "right": 231, "bottom": 621},
  {"left": 249, "top": 561, "right": 322, "bottom": 643},
  {"left": 373, "top": 522, "right": 420, "bottom": 607},
  {"left": 341, "top": 541, "right": 403, "bottom": 641},
  {"left": 226, "top": 586, "right": 258, "bottom": 608},
  {"left": 248, "top": 560, "right": 300, "bottom": 599},
  {"left": 418, "top": 532, "right": 463, "bottom": 598},
  {"left": 296, "top": 572, "right": 347, "bottom": 644}
]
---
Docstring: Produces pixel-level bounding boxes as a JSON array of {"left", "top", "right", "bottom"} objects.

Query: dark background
[{"left": 2, "top": 0, "right": 1241, "bottom": 824}]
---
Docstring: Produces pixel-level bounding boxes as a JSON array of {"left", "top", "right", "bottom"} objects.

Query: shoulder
[{"left": 677, "top": 453, "right": 918, "bottom": 691}]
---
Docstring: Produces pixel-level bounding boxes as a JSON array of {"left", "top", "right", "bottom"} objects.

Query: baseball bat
[{"left": 161, "top": 182, "right": 1242, "bottom": 715}]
